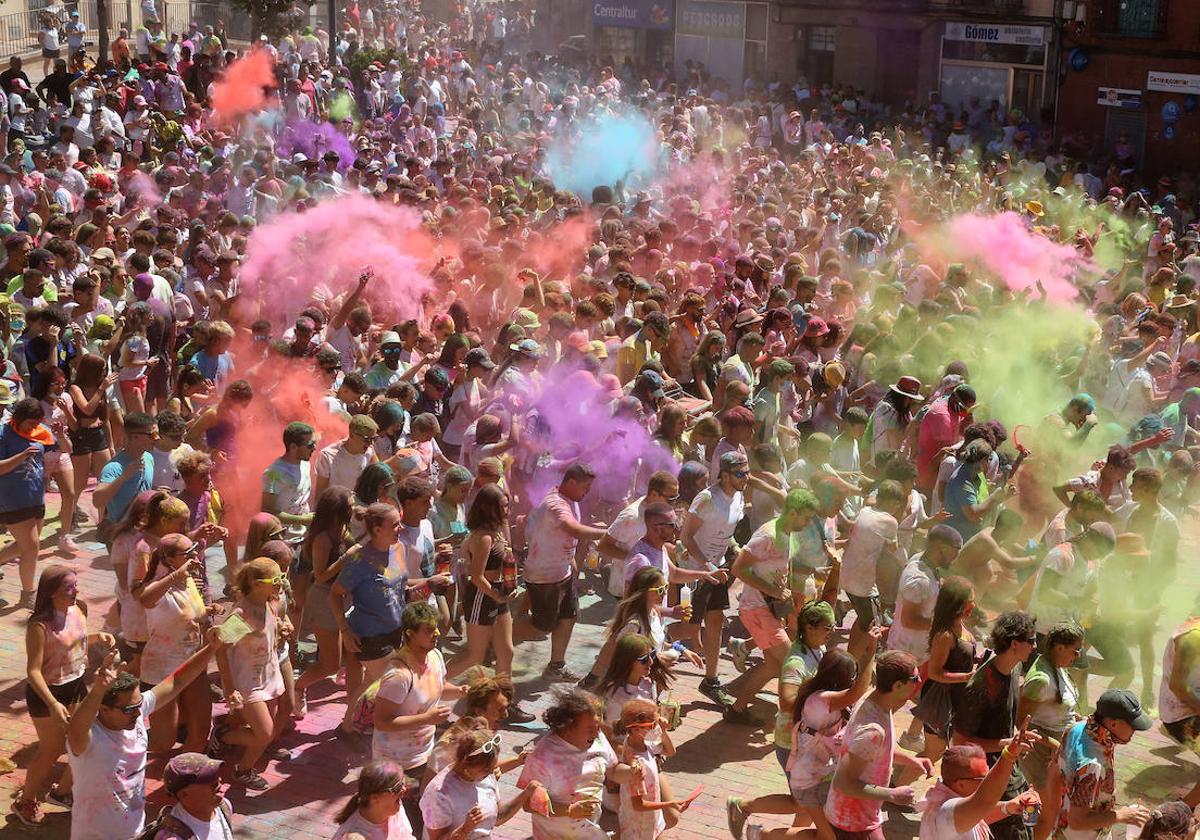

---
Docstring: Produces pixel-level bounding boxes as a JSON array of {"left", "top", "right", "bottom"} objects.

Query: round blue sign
[
  {"left": 1163, "top": 101, "right": 1182, "bottom": 123},
  {"left": 1165, "top": 124, "right": 1176, "bottom": 140},
  {"left": 1068, "top": 48, "right": 1090, "bottom": 72}
]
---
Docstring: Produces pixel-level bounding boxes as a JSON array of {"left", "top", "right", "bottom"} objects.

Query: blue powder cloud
[{"left": 545, "top": 113, "right": 660, "bottom": 197}]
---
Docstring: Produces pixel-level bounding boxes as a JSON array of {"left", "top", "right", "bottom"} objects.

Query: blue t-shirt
[
  {"left": 189, "top": 349, "right": 234, "bottom": 386},
  {"left": 0, "top": 423, "right": 51, "bottom": 512},
  {"left": 943, "top": 461, "right": 982, "bottom": 541},
  {"left": 98, "top": 450, "right": 154, "bottom": 523},
  {"left": 337, "top": 543, "right": 407, "bottom": 637}
]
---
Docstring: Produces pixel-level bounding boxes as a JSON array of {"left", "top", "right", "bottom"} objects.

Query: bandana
[{"left": 10, "top": 421, "right": 54, "bottom": 446}]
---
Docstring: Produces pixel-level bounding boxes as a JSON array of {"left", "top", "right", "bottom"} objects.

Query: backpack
[
  {"left": 349, "top": 662, "right": 412, "bottom": 736},
  {"left": 134, "top": 800, "right": 233, "bottom": 840}
]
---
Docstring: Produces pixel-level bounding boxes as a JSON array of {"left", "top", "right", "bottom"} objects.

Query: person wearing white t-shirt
[
  {"left": 372, "top": 602, "right": 467, "bottom": 834},
  {"left": 889, "top": 525, "right": 964, "bottom": 664},
  {"left": 841, "top": 482, "right": 903, "bottom": 659},
  {"left": 595, "top": 470, "right": 679, "bottom": 599},
  {"left": 66, "top": 642, "right": 221, "bottom": 840},
  {"left": 314, "top": 414, "right": 379, "bottom": 498},
  {"left": 327, "top": 271, "right": 373, "bottom": 373},
  {"left": 676, "top": 450, "right": 749, "bottom": 706},
  {"left": 332, "top": 759, "right": 417, "bottom": 840},
  {"left": 156, "top": 751, "right": 236, "bottom": 840},
  {"left": 918, "top": 739, "right": 1041, "bottom": 840}
]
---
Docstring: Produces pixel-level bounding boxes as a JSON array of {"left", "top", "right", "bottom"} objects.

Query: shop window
[{"left": 809, "top": 25, "right": 836, "bottom": 51}]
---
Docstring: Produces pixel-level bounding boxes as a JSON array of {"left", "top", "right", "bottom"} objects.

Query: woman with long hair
[
  {"left": 864, "top": 377, "right": 923, "bottom": 467},
  {"left": 911, "top": 575, "right": 977, "bottom": 760},
  {"left": 67, "top": 353, "right": 117, "bottom": 497},
  {"left": 243, "top": 512, "right": 285, "bottom": 563},
  {"left": 110, "top": 490, "right": 157, "bottom": 671},
  {"left": 166, "top": 364, "right": 212, "bottom": 421},
  {"left": 293, "top": 487, "right": 355, "bottom": 718},
  {"left": 137, "top": 532, "right": 213, "bottom": 754},
  {"left": 12, "top": 566, "right": 115, "bottom": 826},
  {"left": 214, "top": 557, "right": 294, "bottom": 791},
  {"left": 32, "top": 368, "right": 80, "bottom": 553},
  {"left": 419, "top": 728, "right": 544, "bottom": 839},
  {"left": 443, "top": 486, "right": 533, "bottom": 722},
  {"left": 686, "top": 331, "right": 726, "bottom": 402},
  {"left": 1017, "top": 621, "right": 1084, "bottom": 797},
  {"left": 653, "top": 402, "right": 688, "bottom": 461},
  {"left": 332, "top": 760, "right": 415, "bottom": 839},
  {"left": 595, "top": 633, "right": 674, "bottom": 733}
]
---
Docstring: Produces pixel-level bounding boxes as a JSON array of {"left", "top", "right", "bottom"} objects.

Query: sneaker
[
  {"left": 46, "top": 789, "right": 72, "bottom": 810},
  {"left": 233, "top": 768, "right": 269, "bottom": 791},
  {"left": 898, "top": 731, "right": 925, "bottom": 753},
  {"left": 57, "top": 535, "right": 80, "bottom": 555},
  {"left": 507, "top": 705, "right": 536, "bottom": 724},
  {"left": 699, "top": 678, "right": 735, "bottom": 707},
  {"left": 268, "top": 747, "right": 296, "bottom": 762},
  {"left": 207, "top": 727, "right": 226, "bottom": 759},
  {"left": 292, "top": 689, "right": 308, "bottom": 720},
  {"left": 12, "top": 798, "right": 44, "bottom": 826},
  {"left": 577, "top": 672, "right": 598, "bottom": 690},
  {"left": 723, "top": 706, "right": 758, "bottom": 726},
  {"left": 727, "top": 796, "right": 748, "bottom": 840},
  {"left": 728, "top": 637, "right": 751, "bottom": 673},
  {"left": 542, "top": 662, "right": 582, "bottom": 683},
  {"left": 333, "top": 668, "right": 347, "bottom": 687},
  {"left": 16, "top": 590, "right": 35, "bottom": 610}
]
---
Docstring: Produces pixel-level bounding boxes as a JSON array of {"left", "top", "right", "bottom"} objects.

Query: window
[
  {"left": 746, "top": 2, "right": 768, "bottom": 41},
  {"left": 1093, "top": 0, "right": 1166, "bottom": 37},
  {"left": 809, "top": 26, "right": 836, "bottom": 51}
]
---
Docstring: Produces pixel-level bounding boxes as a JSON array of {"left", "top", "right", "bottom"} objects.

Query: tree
[
  {"left": 229, "top": 0, "right": 316, "bottom": 40},
  {"left": 96, "top": 0, "right": 110, "bottom": 66}
]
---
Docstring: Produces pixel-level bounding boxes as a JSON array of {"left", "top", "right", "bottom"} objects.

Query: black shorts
[
  {"left": 847, "top": 593, "right": 881, "bottom": 632},
  {"left": 527, "top": 576, "right": 578, "bottom": 633},
  {"left": 461, "top": 581, "right": 509, "bottom": 626},
  {"left": 26, "top": 675, "right": 87, "bottom": 717},
  {"left": 356, "top": 628, "right": 404, "bottom": 662},
  {"left": 687, "top": 578, "right": 731, "bottom": 624},
  {"left": 69, "top": 425, "right": 110, "bottom": 455},
  {"left": 0, "top": 505, "right": 45, "bottom": 525}
]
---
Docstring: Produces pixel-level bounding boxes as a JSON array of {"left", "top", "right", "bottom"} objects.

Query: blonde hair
[{"left": 235, "top": 557, "right": 282, "bottom": 595}]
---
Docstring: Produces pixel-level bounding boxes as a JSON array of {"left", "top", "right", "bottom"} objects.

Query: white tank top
[{"left": 140, "top": 577, "right": 206, "bottom": 684}]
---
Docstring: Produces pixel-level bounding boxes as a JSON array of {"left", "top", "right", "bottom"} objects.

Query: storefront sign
[
  {"left": 677, "top": 0, "right": 745, "bottom": 39},
  {"left": 1147, "top": 71, "right": 1200, "bottom": 95},
  {"left": 592, "top": 0, "right": 673, "bottom": 30},
  {"left": 944, "top": 22, "right": 1046, "bottom": 46},
  {"left": 1097, "top": 87, "right": 1142, "bottom": 109}
]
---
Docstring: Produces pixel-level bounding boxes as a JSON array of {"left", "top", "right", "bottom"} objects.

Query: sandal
[{"left": 46, "top": 788, "right": 72, "bottom": 810}]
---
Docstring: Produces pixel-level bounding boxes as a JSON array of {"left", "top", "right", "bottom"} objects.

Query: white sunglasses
[{"left": 467, "top": 734, "right": 503, "bottom": 758}]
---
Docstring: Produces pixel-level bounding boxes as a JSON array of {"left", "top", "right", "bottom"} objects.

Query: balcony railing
[{"left": 1090, "top": 0, "right": 1169, "bottom": 38}]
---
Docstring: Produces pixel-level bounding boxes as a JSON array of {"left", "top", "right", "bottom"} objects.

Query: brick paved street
[{"left": 1, "top": 486, "right": 1198, "bottom": 839}]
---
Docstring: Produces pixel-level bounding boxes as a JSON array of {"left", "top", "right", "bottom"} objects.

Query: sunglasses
[
  {"left": 732, "top": 470, "right": 750, "bottom": 478},
  {"left": 636, "top": 651, "right": 657, "bottom": 665},
  {"left": 907, "top": 673, "right": 922, "bottom": 683},
  {"left": 257, "top": 574, "right": 286, "bottom": 585},
  {"left": 172, "top": 544, "right": 200, "bottom": 558},
  {"left": 467, "top": 733, "right": 503, "bottom": 758},
  {"left": 104, "top": 701, "right": 141, "bottom": 716},
  {"left": 300, "top": 440, "right": 317, "bottom": 449},
  {"left": 650, "top": 584, "right": 669, "bottom": 594}
]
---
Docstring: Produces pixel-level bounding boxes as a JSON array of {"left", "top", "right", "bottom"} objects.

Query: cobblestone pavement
[{"left": 1, "top": 487, "right": 1198, "bottom": 839}]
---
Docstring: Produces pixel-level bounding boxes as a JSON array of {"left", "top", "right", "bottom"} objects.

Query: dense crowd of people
[{"left": 5, "top": 0, "right": 1200, "bottom": 838}]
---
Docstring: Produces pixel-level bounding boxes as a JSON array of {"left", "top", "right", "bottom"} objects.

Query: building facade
[{"left": 1056, "top": 0, "right": 1200, "bottom": 172}]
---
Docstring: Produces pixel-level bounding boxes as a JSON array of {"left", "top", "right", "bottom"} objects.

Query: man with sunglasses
[
  {"left": 827, "top": 650, "right": 930, "bottom": 840},
  {"left": 314, "top": 413, "right": 379, "bottom": 498},
  {"left": 1056, "top": 689, "right": 1154, "bottom": 840},
  {"left": 148, "top": 752, "right": 234, "bottom": 839},
  {"left": 623, "top": 502, "right": 728, "bottom": 603},
  {"left": 920, "top": 733, "right": 1041, "bottom": 840},
  {"left": 94, "top": 411, "right": 156, "bottom": 536},
  {"left": 953, "top": 610, "right": 1041, "bottom": 840},
  {"left": 261, "top": 421, "right": 316, "bottom": 545},
  {"left": 595, "top": 469, "right": 680, "bottom": 600},
  {"left": 66, "top": 638, "right": 225, "bottom": 840}
]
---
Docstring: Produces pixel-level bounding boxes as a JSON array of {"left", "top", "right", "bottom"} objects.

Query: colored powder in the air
[
  {"left": 545, "top": 113, "right": 659, "bottom": 197},
  {"left": 126, "top": 170, "right": 161, "bottom": 207},
  {"left": 238, "top": 195, "right": 437, "bottom": 327},
  {"left": 516, "top": 370, "right": 678, "bottom": 507},
  {"left": 328, "top": 92, "right": 356, "bottom": 124},
  {"left": 938, "top": 212, "right": 1090, "bottom": 303},
  {"left": 276, "top": 120, "right": 355, "bottom": 169},
  {"left": 211, "top": 50, "right": 276, "bottom": 126}
]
